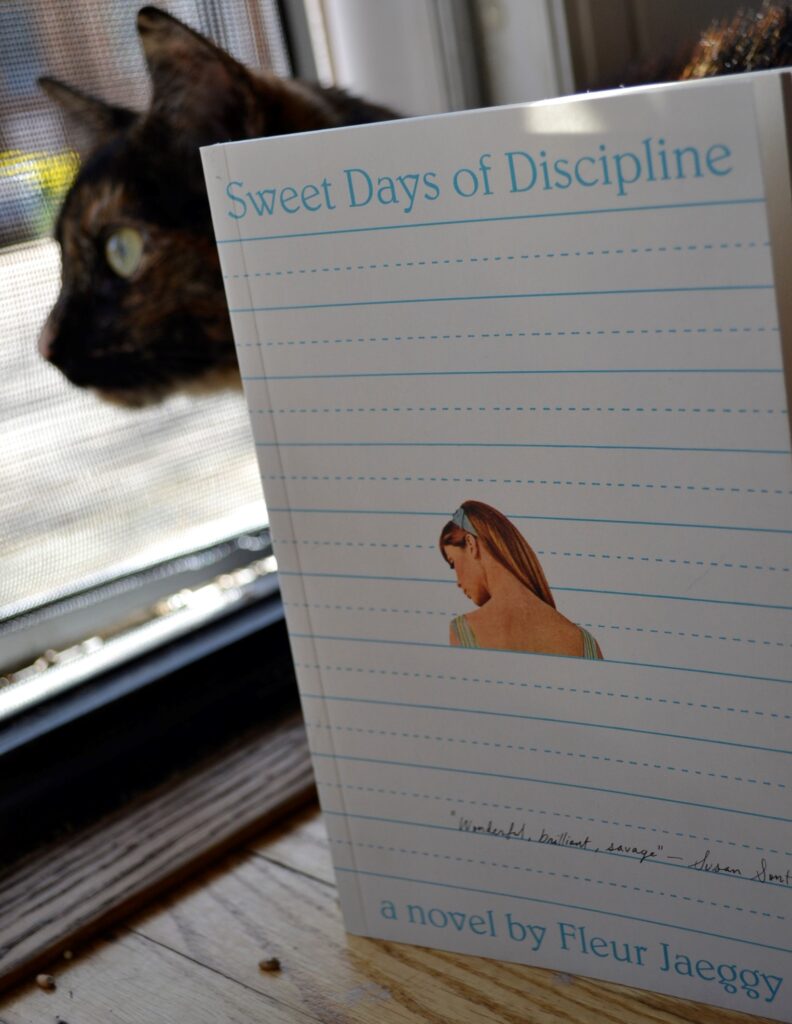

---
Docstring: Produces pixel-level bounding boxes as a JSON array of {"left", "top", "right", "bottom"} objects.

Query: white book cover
[{"left": 202, "top": 71, "right": 792, "bottom": 1020}]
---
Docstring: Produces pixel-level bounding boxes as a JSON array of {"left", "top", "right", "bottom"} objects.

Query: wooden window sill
[
  {"left": 1, "top": 794, "right": 774, "bottom": 1023},
  {"left": 0, "top": 711, "right": 315, "bottom": 993}
]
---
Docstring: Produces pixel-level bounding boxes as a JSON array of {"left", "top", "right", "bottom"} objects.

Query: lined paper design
[{"left": 203, "top": 75, "right": 792, "bottom": 1020}]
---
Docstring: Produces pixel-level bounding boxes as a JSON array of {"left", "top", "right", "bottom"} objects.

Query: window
[
  {"left": 0, "top": 0, "right": 752, "bottom": 766},
  {"left": 0, "top": 0, "right": 289, "bottom": 715}
]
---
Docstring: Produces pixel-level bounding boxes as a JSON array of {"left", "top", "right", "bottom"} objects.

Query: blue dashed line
[
  {"left": 253, "top": 404, "right": 784, "bottom": 415},
  {"left": 277, "top": 537, "right": 433, "bottom": 551},
  {"left": 274, "top": 537, "right": 791, "bottom": 573},
  {"left": 579, "top": 621, "right": 792, "bottom": 650},
  {"left": 537, "top": 549, "right": 790, "bottom": 572},
  {"left": 306, "top": 721, "right": 786, "bottom": 789},
  {"left": 325, "top": 836, "right": 784, "bottom": 915},
  {"left": 222, "top": 240, "right": 769, "bottom": 280},
  {"left": 262, "top": 473, "right": 792, "bottom": 497},
  {"left": 285, "top": 601, "right": 792, "bottom": 651},
  {"left": 314, "top": 777, "right": 791, "bottom": 858},
  {"left": 234, "top": 324, "right": 778, "bottom": 349},
  {"left": 294, "top": 661, "right": 791, "bottom": 722}
]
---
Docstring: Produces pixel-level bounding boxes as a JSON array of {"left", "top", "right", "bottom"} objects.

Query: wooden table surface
[{"left": 0, "top": 802, "right": 774, "bottom": 1024}]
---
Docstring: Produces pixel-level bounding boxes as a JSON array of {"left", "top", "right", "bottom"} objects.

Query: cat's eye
[{"left": 104, "top": 227, "right": 144, "bottom": 278}]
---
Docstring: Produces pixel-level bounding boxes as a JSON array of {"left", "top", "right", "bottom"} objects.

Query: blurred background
[{"left": 0, "top": 0, "right": 757, "bottom": 717}]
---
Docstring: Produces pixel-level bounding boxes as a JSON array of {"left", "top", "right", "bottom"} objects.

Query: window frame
[
  {"left": 0, "top": 2, "right": 598, "bottom": 989},
  {"left": 0, "top": 0, "right": 300, "bottom": 866},
  {"left": 0, "top": 579, "right": 293, "bottom": 865},
  {"left": 0, "top": 0, "right": 489, "bottom": 881},
  {"left": 0, "top": 0, "right": 486, "bottom": 796}
]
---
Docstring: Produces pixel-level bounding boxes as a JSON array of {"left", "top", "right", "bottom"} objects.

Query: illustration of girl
[{"left": 439, "top": 500, "right": 602, "bottom": 659}]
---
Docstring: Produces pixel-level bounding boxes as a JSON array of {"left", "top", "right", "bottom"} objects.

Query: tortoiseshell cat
[
  {"left": 40, "top": 4, "right": 792, "bottom": 407},
  {"left": 38, "top": 6, "right": 396, "bottom": 406}
]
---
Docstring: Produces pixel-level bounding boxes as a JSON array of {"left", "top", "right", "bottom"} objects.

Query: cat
[
  {"left": 39, "top": 4, "right": 792, "bottom": 407},
  {"left": 37, "top": 5, "right": 397, "bottom": 407},
  {"left": 631, "top": 2, "right": 792, "bottom": 85}
]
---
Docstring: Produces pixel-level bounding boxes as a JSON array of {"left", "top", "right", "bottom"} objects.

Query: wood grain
[
  {"left": 2, "top": 807, "right": 769, "bottom": 1024},
  {"left": 0, "top": 926, "right": 319, "bottom": 1024},
  {"left": 123, "top": 821, "right": 774, "bottom": 1024},
  {"left": 0, "top": 768, "right": 777, "bottom": 1023},
  {"left": 0, "top": 712, "right": 315, "bottom": 993},
  {"left": 249, "top": 804, "right": 336, "bottom": 885}
]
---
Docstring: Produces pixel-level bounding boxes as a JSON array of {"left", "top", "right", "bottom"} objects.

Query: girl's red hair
[{"left": 439, "top": 500, "right": 555, "bottom": 608}]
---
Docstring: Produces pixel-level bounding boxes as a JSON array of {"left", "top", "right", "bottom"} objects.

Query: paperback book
[{"left": 202, "top": 70, "right": 792, "bottom": 1020}]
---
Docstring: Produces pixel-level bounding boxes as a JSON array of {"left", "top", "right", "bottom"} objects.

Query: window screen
[{"left": 1, "top": 2, "right": 288, "bottom": 654}]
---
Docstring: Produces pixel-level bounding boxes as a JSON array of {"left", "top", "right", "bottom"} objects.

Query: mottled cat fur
[
  {"left": 616, "top": 3, "right": 792, "bottom": 86},
  {"left": 40, "top": 4, "right": 792, "bottom": 406},
  {"left": 679, "top": 3, "right": 792, "bottom": 78},
  {"left": 38, "top": 6, "right": 396, "bottom": 406}
]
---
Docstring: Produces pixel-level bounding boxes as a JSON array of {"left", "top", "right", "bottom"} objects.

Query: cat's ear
[
  {"left": 39, "top": 77, "right": 136, "bottom": 154},
  {"left": 136, "top": 6, "right": 259, "bottom": 142}
]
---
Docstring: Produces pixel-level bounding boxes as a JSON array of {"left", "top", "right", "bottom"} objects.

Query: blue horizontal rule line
[
  {"left": 311, "top": 750, "right": 792, "bottom": 824},
  {"left": 557, "top": 585, "right": 792, "bottom": 612},
  {"left": 277, "top": 569, "right": 792, "bottom": 611},
  {"left": 257, "top": 441, "right": 788, "bottom": 455},
  {"left": 322, "top": 808, "right": 792, "bottom": 891},
  {"left": 300, "top": 692, "right": 792, "bottom": 756},
  {"left": 333, "top": 866, "right": 792, "bottom": 957},
  {"left": 242, "top": 368, "right": 782, "bottom": 380},
  {"left": 290, "top": 633, "right": 792, "bottom": 686},
  {"left": 214, "top": 196, "right": 766, "bottom": 244},
  {"left": 230, "top": 283, "right": 773, "bottom": 314},
  {"left": 270, "top": 507, "right": 792, "bottom": 535}
]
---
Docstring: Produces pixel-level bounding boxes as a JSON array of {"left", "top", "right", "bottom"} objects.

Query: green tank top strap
[
  {"left": 451, "top": 615, "right": 479, "bottom": 648},
  {"left": 579, "top": 627, "right": 600, "bottom": 659}
]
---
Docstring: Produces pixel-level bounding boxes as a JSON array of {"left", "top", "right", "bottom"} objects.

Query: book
[{"left": 201, "top": 70, "right": 792, "bottom": 1020}]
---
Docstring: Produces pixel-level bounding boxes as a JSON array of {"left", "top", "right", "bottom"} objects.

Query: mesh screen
[{"left": 0, "top": 0, "right": 289, "bottom": 621}]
